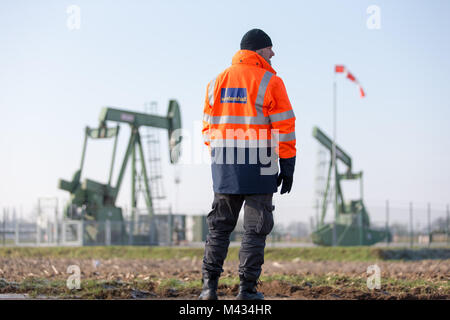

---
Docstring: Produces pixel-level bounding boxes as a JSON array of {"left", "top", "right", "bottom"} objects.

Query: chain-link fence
[
  {"left": 365, "top": 202, "right": 450, "bottom": 247},
  {"left": 1, "top": 202, "right": 449, "bottom": 247},
  {"left": 0, "top": 212, "right": 187, "bottom": 246}
]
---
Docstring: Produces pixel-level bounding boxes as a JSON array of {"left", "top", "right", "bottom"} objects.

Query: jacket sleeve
[
  {"left": 202, "top": 81, "right": 213, "bottom": 149},
  {"left": 266, "top": 76, "right": 296, "bottom": 159}
]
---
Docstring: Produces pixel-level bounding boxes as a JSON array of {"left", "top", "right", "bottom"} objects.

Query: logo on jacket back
[{"left": 220, "top": 88, "right": 247, "bottom": 104}]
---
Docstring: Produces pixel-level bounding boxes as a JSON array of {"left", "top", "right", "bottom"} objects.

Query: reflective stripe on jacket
[{"left": 202, "top": 50, "right": 296, "bottom": 194}]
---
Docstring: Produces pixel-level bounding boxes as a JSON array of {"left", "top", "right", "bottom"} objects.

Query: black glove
[{"left": 277, "top": 156, "right": 296, "bottom": 194}]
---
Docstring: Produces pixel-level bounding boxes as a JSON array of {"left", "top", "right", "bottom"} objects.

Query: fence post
[
  {"left": 385, "top": 200, "right": 390, "bottom": 246},
  {"left": 128, "top": 221, "right": 132, "bottom": 245},
  {"left": 15, "top": 216, "right": 19, "bottom": 245},
  {"left": 332, "top": 222, "right": 337, "bottom": 247},
  {"left": 427, "top": 202, "right": 431, "bottom": 247},
  {"left": 47, "top": 221, "right": 51, "bottom": 245},
  {"left": 358, "top": 211, "right": 362, "bottom": 246},
  {"left": 168, "top": 212, "right": 173, "bottom": 247},
  {"left": 105, "top": 220, "right": 111, "bottom": 246},
  {"left": 2, "top": 208, "right": 5, "bottom": 246},
  {"left": 316, "top": 198, "right": 320, "bottom": 229},
  {"left": 62, "top": 221, "right": 66, "bottom": 244},
  {"left": 36, "top": 217, "right": 40, "bottom": 246},
  {"left": 447, "top": 204, "right": 449, "bottom": 245},
  {"left": 56, "top": 218, "right": 60, "bottom": 246},
  {"left": 409, "top": 202, "right": 413, "bottom": 248}
]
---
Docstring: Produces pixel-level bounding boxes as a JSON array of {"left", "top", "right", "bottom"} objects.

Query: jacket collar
[{"left": 231, "top": 50, "right": 277, "bottom": 75}]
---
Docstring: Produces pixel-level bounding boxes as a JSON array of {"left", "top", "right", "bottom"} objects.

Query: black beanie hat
[{"left": 240, "top": 29, "right": 272, "bottom": 51}]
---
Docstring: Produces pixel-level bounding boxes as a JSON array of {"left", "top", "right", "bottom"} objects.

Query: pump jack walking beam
[{"left": 58, "top": 100, "right": 182, "bottom": 222}]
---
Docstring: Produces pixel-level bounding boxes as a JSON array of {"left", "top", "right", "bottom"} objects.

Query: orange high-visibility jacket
[{"left": 202, "top": 50, "right": 296, "bottom": 194}]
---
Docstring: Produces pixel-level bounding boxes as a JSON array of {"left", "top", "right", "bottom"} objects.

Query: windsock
[{"left": 335, "top": 65, "right": 365, "bottom": 98}]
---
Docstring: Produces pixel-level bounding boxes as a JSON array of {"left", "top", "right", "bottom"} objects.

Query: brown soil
[{"left": 0, "top": 257, "right": 448, "bottom": 300}]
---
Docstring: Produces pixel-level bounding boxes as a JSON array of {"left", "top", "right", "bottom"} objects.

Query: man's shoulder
[
  {"left": 268, "top": 73, "right": 285, "bottom": 88},
  {"left": 207, "top": 68, "right": 229, "bottom": 85}
]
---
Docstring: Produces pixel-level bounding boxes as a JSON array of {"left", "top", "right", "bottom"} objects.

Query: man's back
[
  {"left": 199, "top": 29, "right": 297, "bottom": 301},
  {"left": 203, "top": 49, "right": 296, "bottom": 194}
]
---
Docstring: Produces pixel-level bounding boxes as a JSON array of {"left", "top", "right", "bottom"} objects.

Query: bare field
[{"left": 0, "top": 247, "right": 449, "bottom": 300}]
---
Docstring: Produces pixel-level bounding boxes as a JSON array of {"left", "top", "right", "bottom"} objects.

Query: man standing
[{"left": 200, "top": 29, "right": 296, "bottom": 300}]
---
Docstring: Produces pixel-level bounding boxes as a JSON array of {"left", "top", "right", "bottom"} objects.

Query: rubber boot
[
  {"left": 198, "top": 275, "right": 218, "bottom": 300},
  {"left": 236, "top": 279, "right": 264, "bottom": 300}
]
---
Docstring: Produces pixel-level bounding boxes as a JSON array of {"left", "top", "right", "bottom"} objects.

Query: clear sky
[{"left": 1, "top": 0, "right": 449, "bottom": 227}]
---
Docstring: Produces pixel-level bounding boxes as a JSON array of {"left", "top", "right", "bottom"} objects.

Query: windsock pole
[
  {"left": 332, "top": 65, "right": 365, "bottom": 246},
  {"left": 332, "top": 74, "right": 338, "bottom": 246}
]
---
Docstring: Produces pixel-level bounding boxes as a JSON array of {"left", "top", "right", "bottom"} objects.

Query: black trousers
[{"left": 201, "top": 193, "right": 274, "bottom": 282}]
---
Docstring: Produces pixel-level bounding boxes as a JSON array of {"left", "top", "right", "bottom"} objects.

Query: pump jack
[{"left": 58, "top": 100, "right": 181, "bottom": 244}]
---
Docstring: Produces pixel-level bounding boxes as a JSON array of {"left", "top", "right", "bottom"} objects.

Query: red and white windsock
[{"left": 335, "top": 65, "right": 365, "bottom": 98}]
